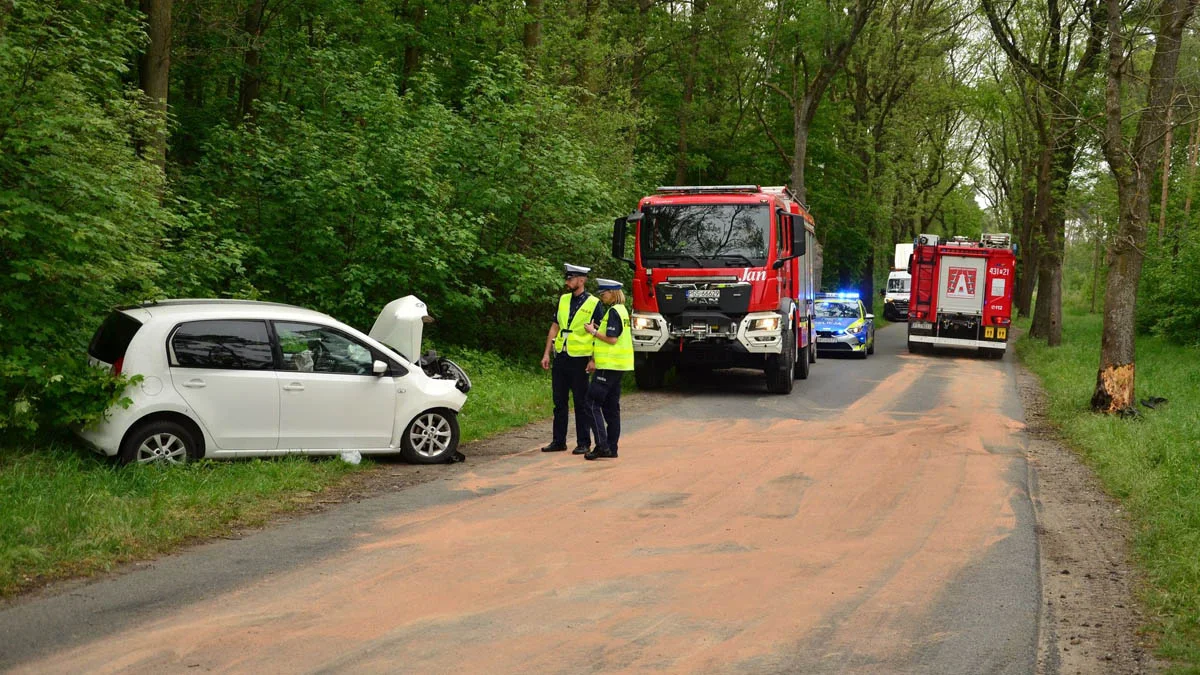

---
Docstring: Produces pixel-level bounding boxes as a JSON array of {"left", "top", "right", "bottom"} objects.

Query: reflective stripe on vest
[
  {"left": 553, "top": 293, "right": 600, "bottom": 356},
  {"left": 592, "top": 304, "right": 634, "bottom": 371}
]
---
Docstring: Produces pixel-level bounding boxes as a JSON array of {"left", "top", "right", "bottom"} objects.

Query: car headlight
[
  {"left": 632, "top": 316, "right": 659, "bottom": 330},
  {"left": 750, "top": 316, "right": 781, "bottom": 332},
  {"left": 843, "top": 322, "right": 863, "bottom": 335}
]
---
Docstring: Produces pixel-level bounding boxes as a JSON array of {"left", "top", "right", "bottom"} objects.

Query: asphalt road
[{"left": 0, "top": 324, "right": 1038, "bottom": 674}]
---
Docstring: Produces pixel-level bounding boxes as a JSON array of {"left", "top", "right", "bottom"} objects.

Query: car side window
[
  {"left": 171, "top": 320, "right": 274, "bottom": 370},
  {"left": 274, "top": 322, "right": 375, "bottom": 375}
]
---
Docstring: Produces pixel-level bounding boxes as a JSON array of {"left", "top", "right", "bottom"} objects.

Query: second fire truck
[{"left": 906, "top": 233, "right": 1016, "bottom": 358}]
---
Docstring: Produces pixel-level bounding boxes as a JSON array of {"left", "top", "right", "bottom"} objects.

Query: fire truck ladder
[{"left": 911, "top": 244, "right": 938, "bottom": 320}]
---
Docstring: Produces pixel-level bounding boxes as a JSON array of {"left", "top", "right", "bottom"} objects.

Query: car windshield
[
  {"left": 640, "top": 203, "right": 770, "bottom": 267},
  {"left": 816, "top": 301, "right": 859, "bottom": 319},
  {"left": 887, "top": 278, "right": 910, "bottom": 293}
]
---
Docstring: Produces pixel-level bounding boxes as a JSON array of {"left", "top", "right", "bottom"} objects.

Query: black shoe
[
  {"left": 541, "top": 443, "right": 568, "bottom": 452},
  {"left": 572, "top": 445, "right": 590, "bottom": 455},
  {"left": 585, "top": 446, "right": 616, "bottom": 460}
]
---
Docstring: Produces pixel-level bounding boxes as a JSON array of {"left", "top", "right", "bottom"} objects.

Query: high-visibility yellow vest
[
  {"left": 592, "top": 304, "right": 634, "bottom": 371},
  {"left": 553, "top": 293, "right": 600, "bottom": 356}
]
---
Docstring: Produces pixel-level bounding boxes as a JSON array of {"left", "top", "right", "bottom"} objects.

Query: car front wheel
[{"left": 401, "top": 408, "right": 460, "bottom": 464}]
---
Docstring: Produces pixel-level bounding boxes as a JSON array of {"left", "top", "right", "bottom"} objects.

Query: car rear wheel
[
  {"left": 119, "top": 420, "right": 196, "bottom": 466},
  {"left": 401, "top": 408, "right": 460, "bottom": 464}
]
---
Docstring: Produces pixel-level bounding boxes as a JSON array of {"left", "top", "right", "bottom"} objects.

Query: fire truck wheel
[
  {"left": 766, "top": 328, "right": 795, "bottom": 395},
  {"left": 794, "top": 332, "right": 811, "bottom": 380},
  {"left": 907, "top": 338, "right": 924, "bottom": 355},
  {"left": 634, "top": 354, "right": 667, "bottom": 390}
]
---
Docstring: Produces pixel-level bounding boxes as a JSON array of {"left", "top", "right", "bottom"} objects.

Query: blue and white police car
[{"left": 814, "top": 292, "right": 875, "bottom": 359}]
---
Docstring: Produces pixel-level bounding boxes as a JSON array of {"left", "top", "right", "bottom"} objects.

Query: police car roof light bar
[
  {"left": 655, "top": 185, "right": 761, "bottom": 194},
  {"left": 816, "top": 291, "right": 860, "bottom": 300}
]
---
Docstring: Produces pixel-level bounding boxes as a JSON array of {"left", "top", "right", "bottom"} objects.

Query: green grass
[
  {"left": 0, "top": 348, "right": 549, "bottom": 597},
  {"left": 1017, "top": 311, "right": 1200, "bottom": 669}
]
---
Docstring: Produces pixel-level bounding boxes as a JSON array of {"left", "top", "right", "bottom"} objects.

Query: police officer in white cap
[
  {"left": 541, "top": 263, "right": 606, "bottom": 453},
  {"left": 582, "top": 279, "right": 633, "bottom": 460}
]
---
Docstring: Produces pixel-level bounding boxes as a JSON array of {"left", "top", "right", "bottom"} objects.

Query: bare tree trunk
[
  {"left": 523, "top": 0, "right": 543, "bottom": 67},
  {"left": 1182, "top": 116, "right": 1199, "bottom": 229},
  {"left": 675, "top": 0, "right": 706, "bottom": 185},
  {"left": 1015, "top": 176, "right": 1038, "bottom": 317},
  {"left": 138, "top": 0, "right": 172, "bottom": 170},
  {"left": 238, "top": 0, "right": 268, "bottom": 123},
  {"left": 791, "top": 95, "right": 814, "bottom": 203},
  {"left": 1090, "top": 215, "right": 1102, "bottom": 314},
  {"left": 401, "top": 1, "right": 425, "bottom": 92},
  {"left": 1159, "top": 94, "right": 1175, "bottom": 239},
  {"left": 1092, "top": 0, "right": 1198, "bottom": 413}
]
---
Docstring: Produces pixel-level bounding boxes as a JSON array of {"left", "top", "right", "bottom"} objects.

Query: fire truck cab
[
  {"left": 612, "top": 186, "right": 817, "bottom": 394},
  {"left": 906, "top": 233, "right": 1016, "bottom": 358}
]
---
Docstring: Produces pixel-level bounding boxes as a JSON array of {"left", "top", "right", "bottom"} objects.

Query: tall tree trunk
[
  {"left": 1015, "top": 169, "right": 1038, "bottom": 317},
  {"left": 1181, "top": 115, "right": 1199, "bottom": 245},
  {"left": 523, "top": 0, "right": 543, "bottom": 67},
  {"left": 138, "top": 0, "right": 172, "bottom": 170},
  {"left": 1090, "top": 216, "right": 1102, "bottom": 314},
  {"left": 1028, "top": 143, "right": 1053, "bottom": 338},
  {"left": 791, "top": 95, "right": 814, "bottom": 203},
  {"left": 238, "top": 0, "right": 268, "bottom": 123},
  {"left": 401, "top": 1, "right": 425, "bottom": 92},
  {"left": 1092, "top": 0, "right": 1198, "bottom": 413},
  {"left": 675, "top": 0, "right": 706, "bottom": 185},
  {"left": 1158, "top": 94, "right": 1175, "bottom": 239}
]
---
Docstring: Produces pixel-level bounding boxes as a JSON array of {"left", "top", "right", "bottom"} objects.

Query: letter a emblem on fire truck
[{"left": 946, "top": 267, "right": 977, "bottom": 298}]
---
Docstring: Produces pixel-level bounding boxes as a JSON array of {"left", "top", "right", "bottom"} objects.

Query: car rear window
[
  {"left": 171, "top": 320, "right": 274, "bottom": 370},
  {"left": 88, "top": 311, "right": 144, "bottom": 364}
]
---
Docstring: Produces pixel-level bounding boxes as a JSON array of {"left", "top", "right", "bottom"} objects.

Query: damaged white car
[{"left": 81, "top": 297, "right": 470, "bottom": 465}]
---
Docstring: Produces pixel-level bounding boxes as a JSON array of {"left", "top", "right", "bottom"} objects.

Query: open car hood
[{"left": 369, "top": 296, "right": 430, "bottom": 362}]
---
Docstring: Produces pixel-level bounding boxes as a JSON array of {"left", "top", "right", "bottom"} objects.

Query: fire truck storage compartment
[{"left": 936, "top": 256, "right": 987, "bottom": 315}]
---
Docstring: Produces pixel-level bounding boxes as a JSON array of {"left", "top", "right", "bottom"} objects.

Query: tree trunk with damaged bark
[{"left": 1092, "top": 0, "right": 1198, "bottom": 413}]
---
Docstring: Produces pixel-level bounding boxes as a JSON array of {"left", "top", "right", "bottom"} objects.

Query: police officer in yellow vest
[
  {"left": 541, "top": 263, "right": 606, "bottom": 453},
  {"left": 582, "top": 279, "right": 634, "bottom": 460}
]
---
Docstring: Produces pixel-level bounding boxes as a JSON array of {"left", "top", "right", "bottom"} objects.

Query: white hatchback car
[{"left": 81, "top": 297, "right": 470, "bottom": 465}]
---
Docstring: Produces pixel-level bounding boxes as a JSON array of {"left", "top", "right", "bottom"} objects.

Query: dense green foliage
[{"left": 1018, "top": 313, "right": 1200, "bottom": 667}]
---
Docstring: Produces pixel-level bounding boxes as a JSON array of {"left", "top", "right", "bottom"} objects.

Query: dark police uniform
[
  {"left": 586, "top": 305, "right": 626, "bottom": 456},
  {"left": 550, "top": 288, "right": 605, "bottom": 452}
]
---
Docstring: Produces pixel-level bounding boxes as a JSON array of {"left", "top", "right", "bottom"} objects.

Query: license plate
[
  {"left": 817, "top": 337, "right": 837, "bottom": 343},
  {"left": 686, "top": 289, "right": 720, "bottom": 304},
  {"left": 912, "top": 321, "right": 933, "bottom": 330}
]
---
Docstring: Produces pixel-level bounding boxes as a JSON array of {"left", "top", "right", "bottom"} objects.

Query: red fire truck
[
  {"left": 906, "top": 233, "right": 1016, "bottom": 358},
  {"left": 611, "top": 185, "right": 818, "bottom": 394}
]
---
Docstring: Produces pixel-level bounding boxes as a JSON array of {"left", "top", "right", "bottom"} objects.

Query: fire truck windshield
[{"left": 640, "top": 204, "right": 769, "bottom": 267}]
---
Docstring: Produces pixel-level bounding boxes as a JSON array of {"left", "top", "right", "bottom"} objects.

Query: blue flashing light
[{"left": 817, "top": 291, "right": 860, "bottom": 300}]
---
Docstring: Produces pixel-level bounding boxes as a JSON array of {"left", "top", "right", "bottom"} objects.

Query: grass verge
[
  {"left": 1016, "top": 311, "right": 1200, "bottom": 669},
  {"left": 0, "top": 347, "right": 548, "bottom": 597}
]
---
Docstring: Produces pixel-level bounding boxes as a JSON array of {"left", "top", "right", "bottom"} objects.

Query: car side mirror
[
  {"left": 372, "top": 360, "right": 388, "bottom": 376},
  {"left": 866, "top": 314, "right": 875, "bottom": 320}
]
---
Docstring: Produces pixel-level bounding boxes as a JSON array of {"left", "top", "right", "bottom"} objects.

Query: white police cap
[
  {"left": 596, "top": 278, "right": 622, "bottom": 291},
  {"left": 564, "top": 263, "right": 591, "bottom": 278}
]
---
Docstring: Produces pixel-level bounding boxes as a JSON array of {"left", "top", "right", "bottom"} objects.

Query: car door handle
[
  {"left": 181, "top": 379, "right": 206, "bottom": 389},
  {"left": 282, "top": 383, "right": 305, "bottom": 391}
]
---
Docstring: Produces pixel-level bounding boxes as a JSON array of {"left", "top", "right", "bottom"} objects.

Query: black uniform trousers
[
  {"left": 551, "top": 353, "right": 592, "bottom": 448},
  {"left": 587, "top": 370, "right": 623, "bottom": 452}
]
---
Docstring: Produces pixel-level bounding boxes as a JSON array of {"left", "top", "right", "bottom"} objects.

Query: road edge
[{"left": 1013, "top": 356, "right": 1161, "bottom": 673}]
